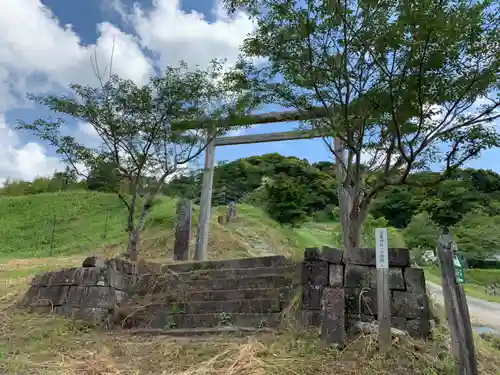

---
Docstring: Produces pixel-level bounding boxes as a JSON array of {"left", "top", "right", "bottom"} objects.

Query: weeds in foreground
[
  {"left": 1, "top": 280, "right": 500, "bottom": 375},
  {"left": 1, "top": 238, "right": 499, "bottom": 374}
]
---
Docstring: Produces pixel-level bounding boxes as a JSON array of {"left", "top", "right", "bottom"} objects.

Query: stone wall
[
  {"left": 20, "top": 258, "right": 134, "bottom": 326},
  {"left": 300, "top": 247, "right": 431, "bottom": 345},
  {"left": 20, "top": 249, "right": 430, "bottom": 342}
]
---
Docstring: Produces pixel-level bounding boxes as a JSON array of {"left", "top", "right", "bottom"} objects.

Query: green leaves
[
  {"left": 225, "top": 0, "right": 500, "bottom": 212},
  {"left": 16, "top": 59, "right": 254, "bottom": 252}
]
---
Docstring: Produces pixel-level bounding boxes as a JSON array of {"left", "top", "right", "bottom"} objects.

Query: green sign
[{"left": 453, "top": 251, "right": 465, "bottom": 284}]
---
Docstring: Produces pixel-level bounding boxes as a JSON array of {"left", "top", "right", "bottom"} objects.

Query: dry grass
[{"left": 1, "top": 261, "right": 500, "bottom": 375}]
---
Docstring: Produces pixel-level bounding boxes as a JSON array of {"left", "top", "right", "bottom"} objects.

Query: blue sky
[{"left": 0, "top": 0, "right": 497, "bottom": 183}]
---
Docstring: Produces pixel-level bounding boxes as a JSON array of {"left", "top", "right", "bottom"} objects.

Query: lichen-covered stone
[
  {"left": 345, "top": 288, "right": 377, "bottom": 316},
  {"left": 321, "top": 288, "right": 346, "bottom": 347},
  {"left": 301, "top": 261, "right": 329, "bottom": 286},
  {"left": 107, "top": 258, "right": 134, "bottom": 274},
  {"left": 329, "top": 264, "right": 343, "bottom": 287},
  {"left": 47, "top": 268, "right": 81, "bottom": 286},
  {"left": 304, "top": 247, "right": 321, "bottom": 261},
  {"left": 56, "top": 306, "right": 109, "bottom": 326},
  {"left": 31, "top": 271, "right": 56, "bottom": 286},
  {"left": 302, "top": 283, "right": 324, "bottom": 310},
  {"left": 392, "top": 291, "right": 430, "bottom": 319},
  {"left": 344, "top": 264, "right": 405, "bottom": 290},
  {"left": 388, "top": 268, "right": 406, "bottom": 290},
  {"left": 23, "top": 286, "right": 70, "bottom": 306},
  {"left": 321, "top": 246, "right": 343, "bottom": 264},
  {"left": 299, "top": 310, "right": 322, "bottom": 327},
  {"left": 77, "top": 267, "right": 109, "bottom": 286},
  {"left": 345, "top": 248, "right": 410, "bottom": 267},
  {"left": 85, "top": 286, "right": 116, "bottom": 309},
  {"left": 108, "top": 269, "right": 132, "bottom": 290},
  {"left": 66, "top": 286, "right": 87, "bottom": 307},
  {"left": 344, "top": 264, "right": 375, "bottom": 289},
  {"left": 20, "top": 285, "right": 40, "bottom": 306},
  {"left": 404, "top": 268, "right": 427, "bottom": 294}
]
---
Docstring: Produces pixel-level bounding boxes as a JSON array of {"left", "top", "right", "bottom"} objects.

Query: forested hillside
[{"left": 2, "top": 153, "right": 500, "bottom": 266}]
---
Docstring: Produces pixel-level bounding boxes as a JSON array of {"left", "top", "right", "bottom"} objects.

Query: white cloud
[
  {"left": 78, "top": 121, "right": 98, "bottom": 138},
  {"left": 0, "top": 0, "right": 254, "bottom": 183},
  {"left": 115, "top": 0, "right": 254, "bottom": 69},
  {"left": 0, "top": 114, "right": 61, "bottom": 185}
]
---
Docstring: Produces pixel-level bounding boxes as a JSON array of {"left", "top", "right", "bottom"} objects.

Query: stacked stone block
[
  {"left": 20, "top": 259, "right": 132, "bottom": 326},
  {"left": 300, "top": 246, "right": 431, "bottom": 345},
  {"left": 20, "top": 255, "right": 298, "bottom": 330}
]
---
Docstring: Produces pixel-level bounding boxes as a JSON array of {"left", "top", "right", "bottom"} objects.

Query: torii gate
[{"left": 172, "top": 107, "right": 335, "bottom": 260}]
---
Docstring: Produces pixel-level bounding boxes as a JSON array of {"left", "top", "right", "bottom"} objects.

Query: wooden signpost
[
  {"left": 436, "top": 232, "right": 477, "bottom": 375},
  {"left": 375, "top": 227, "right": 391, "bottom": 351}
]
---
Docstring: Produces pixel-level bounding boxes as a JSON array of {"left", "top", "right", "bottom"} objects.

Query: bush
[
  {"left": 265, "top": 175, "right": 309, "bottom": 225},
  {"left": 463, "top": 269, "right": 500, "bottom": 286}
]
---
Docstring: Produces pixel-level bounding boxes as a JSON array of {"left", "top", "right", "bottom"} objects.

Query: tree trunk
[
  {"left": 136, "top": 193, "right": 155, "bottom": 233},
  {"left": 334, "top": 137, "right": 355, "bottom": 256},
  {"left": 126, "top": 193, "right": 155, "bottom": 262},
  {"left": 126, "top": 205, "right": 137, "bottom": 261},
  {"left": 127, "top": 230, "right": 139, "bottom": 261},
  {"left": 344, "top": 213, "right": 362, "bottom": 251}
]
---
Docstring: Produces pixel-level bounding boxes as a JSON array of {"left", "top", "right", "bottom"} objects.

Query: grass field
[
  {"left": 0, "top": 192, "right": 499, "bottom": 374},
  {"left": 424, "top": 267, "right": 500, "bottom": 303}
]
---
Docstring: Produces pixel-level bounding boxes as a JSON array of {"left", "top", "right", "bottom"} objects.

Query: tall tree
[
  {"left": 17, "top": 60, "right": 254, "bottom": 260},
  {"left": 225, "top": 0, "right": 500, "bottom": 253}
]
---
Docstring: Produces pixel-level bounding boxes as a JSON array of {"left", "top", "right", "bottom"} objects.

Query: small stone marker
[
  {"left": 321, "top": 287, "right": 346, "bottom": 348},
  {"left": 226, "top": 201, "right": 237, "bottom": 221},
  {"left": 173, "top": 199, "right": 192, "bottom": 261}
]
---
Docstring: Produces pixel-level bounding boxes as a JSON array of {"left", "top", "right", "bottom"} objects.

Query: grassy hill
[{"left": 0, "top": 191, "right": 406, "bottom": 260}]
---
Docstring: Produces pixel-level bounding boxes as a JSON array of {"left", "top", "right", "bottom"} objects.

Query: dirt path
[{"left": 427, "top": 281, "right": 500, "bottom": 333}]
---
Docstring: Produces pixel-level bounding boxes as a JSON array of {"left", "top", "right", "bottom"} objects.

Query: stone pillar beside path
[{"left": 173, "top": 198, "right": 192, "bottom": 261}]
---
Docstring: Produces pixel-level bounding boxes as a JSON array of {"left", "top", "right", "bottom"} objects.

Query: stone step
[
  {"left": 109, "top": 255, "right": 292, "bottom": 275},
  {"left": 131, "top": 287, "right": 295, "bottom": 304},
  {"left": 159, "top": 265, "right": 300, "bottom": 283},
  {"left": 122, "top": 298, "right": 288, "bottom": 317},
  {"left": 128, "top": 312, "right": 283, "bottom": 329},
  {"left": 128, "top": 326, "right": 276, "bottom": 337},
  {"left": 132, "top": 275, "right": 296, "bottom": 295}
]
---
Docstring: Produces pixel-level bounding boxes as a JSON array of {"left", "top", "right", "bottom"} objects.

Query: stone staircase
[
  {"left": 116, "top": 257, "right": 300, "bottom": 333},
  {"left": 21, "top": 255, "right": 301, "bottom": 336}
]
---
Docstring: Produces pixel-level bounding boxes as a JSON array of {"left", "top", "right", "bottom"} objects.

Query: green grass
[
  {"left": 0, "top": 191, "right": 409, "bottom": 261},
  {"left": 424, "top": 266, "right": 500, "bottom": 303},
  {"left": 0, "top": 191, "right": 337, "bottom": 261},
  {"left": 0, "top": 191, "right": 131, "bottom": 258}
]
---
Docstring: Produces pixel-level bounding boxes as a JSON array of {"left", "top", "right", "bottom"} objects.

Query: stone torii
[{"left": 172, "top": 107, "right": 334, "bottom": 261}]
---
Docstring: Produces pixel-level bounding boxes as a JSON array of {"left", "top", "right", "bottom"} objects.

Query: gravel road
[{"left": 426, "top": 281, "right": 500, "bottom": 334}]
